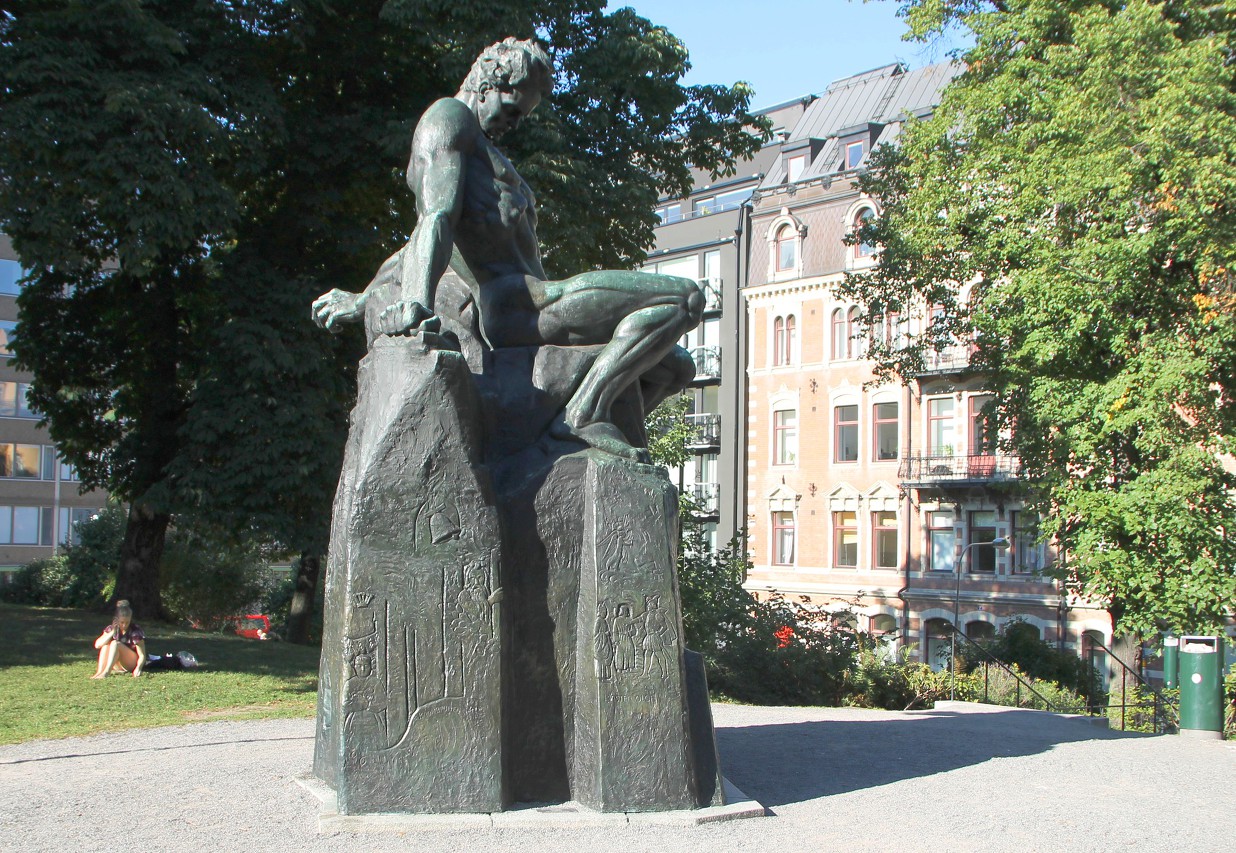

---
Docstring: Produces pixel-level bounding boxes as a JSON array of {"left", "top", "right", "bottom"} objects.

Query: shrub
[{"left": 159, "top": 528, "right": 278, "bottom": 629}]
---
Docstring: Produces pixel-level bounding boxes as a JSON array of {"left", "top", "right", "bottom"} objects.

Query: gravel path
[{"left": 2, "top": 702, "right": 1232, "bottom": 853}]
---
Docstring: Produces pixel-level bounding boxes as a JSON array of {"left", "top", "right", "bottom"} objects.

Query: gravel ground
[{"left": 1, "top": 702, "right": 1232, "bottom": 853}]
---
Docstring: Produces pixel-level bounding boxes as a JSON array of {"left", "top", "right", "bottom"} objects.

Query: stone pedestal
[
  {"left": 314, "top": 337, "right": 504, "bottom": 813},
  {"left": 314, "top": 335, "right": 724, "bottom": 814}
]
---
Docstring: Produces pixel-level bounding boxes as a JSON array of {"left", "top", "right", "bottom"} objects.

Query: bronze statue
[{"left": 313, "top": 37, "right": 701, "bottom": 460}]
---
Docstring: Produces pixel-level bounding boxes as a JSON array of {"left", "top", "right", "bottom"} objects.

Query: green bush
[{"left": 159, "top": 528, "right": 278, "bottom": 628}]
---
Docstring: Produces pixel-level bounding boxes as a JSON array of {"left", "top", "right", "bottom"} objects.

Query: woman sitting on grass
[{"left": 91, "top": 600, "right": 147, "bottom": 679}]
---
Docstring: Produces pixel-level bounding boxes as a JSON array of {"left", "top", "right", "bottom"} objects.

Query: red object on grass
[{"left": 233, "top": 614, "right": 272, "bottom": 640}]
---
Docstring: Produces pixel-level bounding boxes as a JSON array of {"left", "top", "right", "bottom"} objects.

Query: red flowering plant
[{"left": 774, "top": 625, "right": 794, "bottom": 648}]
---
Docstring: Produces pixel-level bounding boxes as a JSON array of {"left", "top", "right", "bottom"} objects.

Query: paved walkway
[{"left": 1, "top": 702, "right": 1232, "bottom": 853}]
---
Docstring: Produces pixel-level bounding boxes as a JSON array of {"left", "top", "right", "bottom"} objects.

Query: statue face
[{"left": 477, "top": 81, "right": 541, "bottom": 139}]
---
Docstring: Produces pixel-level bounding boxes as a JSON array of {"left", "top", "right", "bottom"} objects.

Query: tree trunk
[
  {"left": 110, "top": 501, "right": 171, "bottom": 622},
  {"left": 285, "top": 551, "right": 321, "bottom": 645}
]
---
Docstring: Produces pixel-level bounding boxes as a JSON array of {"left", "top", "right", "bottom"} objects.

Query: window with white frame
[
  {"left": 928, "top": 511, "right": 956, "bottom": 572},
  {"left": 773, "top": 314, "right": 796, "bottom": 366},
  {"left": 57, "top": 507, "right": 99, "bottom": 546},
  {"left": 773, "top": 409, "right": 798, "bottom": 465},
  {"left": 655, "top": 203, "right": 682, "bottom": 225},
  {"left": 873, "top": 511, "right": 898, "bottom": 569},
  {"left": 772, "top": 511, "right": 795, "bottom": 565},
  {"left": 786, "top": 154, "right": 806, "bottom": 183},
  {"left": 845, "top": 140, "right": 865, "bottom": 170},
  {"left": 969, "top": 510, "right": 999, "bottom": 572},
  {"left": 0, "top": 321, "right": 15, "bottom": 358},
  {"left": 833, "top": 511, "right": 858, "bottom": 567},
  {"left": 1011, "top": 510, "right": 1045, "bottom": 574},
  {"left": 774, "top": 225, "right": 797, "bottom": 272},
  {"left": 927, "top": 397, "right": 956, "bottom": 456},
  {"left": 854, "top": 207, "right": 877, "bottom": 257},
  {"left": 833, "top": 404, "right": 858, "bottom": 463},
  {"left": 0, "top": 505, "right": 54, "bottom": 545},
  {"left": 873, "top": 401, "right": 898, "bottom": 461}
]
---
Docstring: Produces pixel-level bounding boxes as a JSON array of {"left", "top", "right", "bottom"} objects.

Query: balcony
[
  {"left": 687, "top": 481, "right": 720, "bottom": 516},
  {"left": 918, "top": 345, "right": 973, "bottom": 377},
  {"left": 899, "top": 453, "right": 1023, "bottom": 488},
  {"left": 690, "top": 346, "right": 721, "bottom": 383},
  {"left": 685, "top": 412, "right": 721, "bottom": 449},
  {"left": 697, "top": 277, "right": 723, "bottom": 314}
]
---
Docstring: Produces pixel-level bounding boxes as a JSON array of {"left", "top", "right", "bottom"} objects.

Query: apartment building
[
  {"left": 0, "top": 236, "right": 110, "bottom": 576},
  {"left": 732, "top": 63, "right": 1110, "bottom": 664},
  {"left": 646, "top": 98, "right": 812, "bottom": 548}
]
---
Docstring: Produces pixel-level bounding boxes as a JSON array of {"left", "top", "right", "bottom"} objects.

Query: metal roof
[{"left": 760, "top": 61, "right": 963, "bottom": 189}]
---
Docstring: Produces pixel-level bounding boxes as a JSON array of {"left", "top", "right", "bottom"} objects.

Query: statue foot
[{"left": 550, "top": 419, "right": 651, "bottom": 463}]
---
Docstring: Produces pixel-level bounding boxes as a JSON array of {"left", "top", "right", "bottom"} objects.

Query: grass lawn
[{"left": 0, "top": 602, "right": 320, "bottom": 745}]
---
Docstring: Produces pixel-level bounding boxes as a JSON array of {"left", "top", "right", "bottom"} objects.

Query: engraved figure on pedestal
[
  {"left": 310, "top": 37, "right": 702, "bottom": 462},
  {"left": 594, "top": 605, "right": 615, "bottom": 681},
  {"left": 612, "top": 602, "right": 639, "bottom": 674},
  {"left": 641, "top": 594, "right": 675, "bottom": 680}
]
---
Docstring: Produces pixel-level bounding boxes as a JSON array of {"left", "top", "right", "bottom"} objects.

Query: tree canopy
[
  {"left": 845, "top": 0, "right": 1236, "bottom": 637},
  {"left": 0, "top": 1, "right": 767, "bottom": 618}
]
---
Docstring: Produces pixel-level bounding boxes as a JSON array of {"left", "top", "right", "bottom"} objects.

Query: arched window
[
  {"left": 854, "top": 207, "right": 877, "bottom": 257},
  {"left": 773, "top": 316, "right": 785, "bottom": 366},
  {"left": 846, "top": 306, "right": 860, "bottom": 358},
  {"left": 965, "top": 621, "right": 996, "bottom": 641},
  {"left": 784, "top": 314, "right": 796, "bottom": 364},
  {"left": 774, "top": 225, "right": 797, "bottom": 272},
  {"left": 831, "top": 308, "right": 846, "bottom": 360}
]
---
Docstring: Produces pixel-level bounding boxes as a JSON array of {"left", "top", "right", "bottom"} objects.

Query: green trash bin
[
  {"left": 1162, "top": 634, "right": 1179, "bottom": 690},
  {"left": 1178, "top": 635, "right": 1224, "bottom": 739}
]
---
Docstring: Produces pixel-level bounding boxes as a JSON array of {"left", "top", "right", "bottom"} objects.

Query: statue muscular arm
[{"left": 312, "top": 99, "right": 473, "bottom": 335}]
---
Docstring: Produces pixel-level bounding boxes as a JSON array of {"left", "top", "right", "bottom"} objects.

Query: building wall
[{"left": 0, "top": 236, "right": 111, "bottom": 575}]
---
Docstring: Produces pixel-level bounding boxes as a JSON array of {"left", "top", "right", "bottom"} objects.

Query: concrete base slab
[
  {"left": 1178, "top": 728, "right": 1224, "bottom": 741},
  {"left": 294, "top": 773, "right": 765, "bottom": 833}
]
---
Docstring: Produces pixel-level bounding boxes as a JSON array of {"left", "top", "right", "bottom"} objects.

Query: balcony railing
[
  {"left": 690, "top": 346, "right": 721, "bottom": 382},
  {"left": 697, "top": 277, "right": 722, "bottom": 313},
  {"left": 688, "top": 481, "right": 720, "bottom": 515},
  {"left": 899, "top": 452, "right": 1023, "bottom": 487},
  {"left": 918, "top": 345, "right": 973, "bottom": 376},
  {"left": 685, "top": 412, "right": 721, "bottom": 448}
]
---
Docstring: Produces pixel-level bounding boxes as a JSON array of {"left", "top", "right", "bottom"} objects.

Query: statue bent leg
[{"left": 480, "top": 270, "right": 704, "bottom": 459}]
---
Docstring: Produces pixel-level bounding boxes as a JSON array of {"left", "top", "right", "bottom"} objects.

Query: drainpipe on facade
[
  {"left": 897, "top": 381, "right": 913, "bottom": 650},
  {"left": 734, "top": 200, "right": 753, "bottom": 560}
]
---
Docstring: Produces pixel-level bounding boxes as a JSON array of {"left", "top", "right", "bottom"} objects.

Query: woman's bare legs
[{"left": 91, "top": 641, "right": 137, "bottom": 678}]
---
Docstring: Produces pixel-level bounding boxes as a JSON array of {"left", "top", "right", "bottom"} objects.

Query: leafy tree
[
  {"left": 845, "top": 0, "right": 1236, "bottom": 638},
  {"left": 0, "top": 1, "right": 766, "bottom": 623}
]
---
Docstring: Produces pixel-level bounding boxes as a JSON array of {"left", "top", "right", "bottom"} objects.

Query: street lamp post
[{"left": 951, "top": 535, "right": 1011, "bottom": 700}]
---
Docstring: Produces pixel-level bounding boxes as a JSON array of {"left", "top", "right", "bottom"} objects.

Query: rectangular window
[
  {"left": 714, "top": 187, "right": 751, "bottom": 212},
  {"left": 927, "top": 397, "right": 955, "bottom": 456},
  {"left": 873, "top": 402, "right": 898, "bottom": 461},
  {"left": 58, "top": 507, "right": 97, "bottom": 546},
  {"left": 0, "top": 506, "right": 9, "bottom": 543},
  {"left": 12, "top": 444, "right": 41, "bottom": 478},
  {"left": 834, "top": 405, "right": 858, "bottom": 463},
  {"left": 786, "top": 154, "right": 806, "bottom": 182},
  {"left": 1012, "top": 511, "right": 1043, "bottom": 574},
  {"left": 776, "top": 228, "right": 797, "bottom": 271},
  {"left": 846, "top": 140, "right": 865, "bottom": 169},
  {"left": 969, "top": 394, "right": 996, "bottom": 455},
  {"left": 773, "top": 409, "right": 798, "bottom": 465},
  {"left": 773, "top": 511, "right": 795, "bottom": 565},
  {"left": 692, "top": 196, "right": 715, "bottom": 217},
  {"left": 12, "top": 506, "right": 40, "bottom": 544},
  {"left": 59, "top": 460, "right": 80, "bottom": 482},
  {"left": 0, "top": 321, "right": 16, "bottom": 357},
  {"left": 873, "top": 511, "right": 898, "bottom": 569},
  {"left": 834, "top": 511, "right": 858, "bottom": 567},
  {"left": 969, "top": 511, "right": 999, "bottom": 573},
  {"left": 655, "top": 204, "right": 682, "bottom": 225},
  {"left": 17, "top": 384, "right": 36, "bottom": 418},
  {"left": 0, "top": 382, "right": 14, "bottom": 417},
  {"left": 928, "top": 511, "right": 956, "bottom": 572},
  {"left": 0, "top": 260, "right": 23, "bottom": 296},
  {"left": 40, "top": 446, "right": 54, "bottom": 481}
]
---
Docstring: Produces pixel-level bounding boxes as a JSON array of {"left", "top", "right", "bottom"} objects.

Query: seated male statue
[{"left": 312, "top": 37, "right": 702, "bottom": 461}]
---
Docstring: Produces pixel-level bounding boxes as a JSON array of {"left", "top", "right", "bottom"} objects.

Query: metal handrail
[
  {"left": 950, "top": 627, "right": 1070, "bottom": 713},
  {"left": 1084, "top": 634, "right": 1177, "bottom": 734}
]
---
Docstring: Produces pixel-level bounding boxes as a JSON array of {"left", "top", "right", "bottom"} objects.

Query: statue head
[{"left": 460, "top": 38, "right": 553, "bottom": 139}]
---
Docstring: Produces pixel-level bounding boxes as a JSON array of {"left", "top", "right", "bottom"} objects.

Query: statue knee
[{"left": 681, "top": 278, "right": 705, "bottom": 325}]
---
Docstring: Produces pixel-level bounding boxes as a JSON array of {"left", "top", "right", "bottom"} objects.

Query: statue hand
[
  {"left": 377, "top": 300, "right": 440, "bottom": 337},
  {"left": 312, "top": 289, "right": 363, "bottom": 332}
]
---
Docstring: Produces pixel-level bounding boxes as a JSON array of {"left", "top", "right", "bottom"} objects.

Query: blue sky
[{"left": 605, "top": 0, "right": 970, "bottom": 109}]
